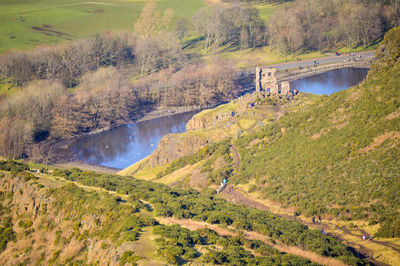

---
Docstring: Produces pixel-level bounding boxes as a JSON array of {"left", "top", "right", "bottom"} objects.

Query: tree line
[
  {"left": 188, "top": 0, "right": 399, "bottom": 54},
  {"left": 268, "top": 0, "right": 400, "bottom": 53}
]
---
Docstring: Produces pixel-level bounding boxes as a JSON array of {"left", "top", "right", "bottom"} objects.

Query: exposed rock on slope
[
  {"left": 0, "top": 174, "right": 148, "bottom": 265},
  {"left": 148, "top": 133, "right": 212, "bottom": 167}
]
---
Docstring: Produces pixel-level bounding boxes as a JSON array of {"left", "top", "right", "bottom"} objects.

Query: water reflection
[
  {"left": 290, "top": 68, "right": 368, "bottom": 95},
  {"left": 70, "top": 111, "right": 197, "bottom": 169}
]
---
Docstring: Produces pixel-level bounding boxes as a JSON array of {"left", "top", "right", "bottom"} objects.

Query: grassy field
[
  {"left": 0, "top": 0, "right": 204, "bottom": 53},
  {"left": 257, "top": 4, "right": 275, "bottom": 22}
]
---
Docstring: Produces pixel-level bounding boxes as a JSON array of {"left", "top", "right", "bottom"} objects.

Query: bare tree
[
  {"left": 135, "top": 37, "right": 158, "bottom": 78},
  {"left": 134, "top": 2, "right": 173, "bottom": 37},
  {"left": 176, "top": 18, "right": 189, "bottom": 47}
]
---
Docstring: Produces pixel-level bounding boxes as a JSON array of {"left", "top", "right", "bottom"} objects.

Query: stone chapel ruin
[{"left": 256, "top": 67, "right": 292, "bottom": 94}]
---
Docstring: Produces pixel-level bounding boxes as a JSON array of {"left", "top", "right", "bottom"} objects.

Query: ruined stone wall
[{"left": 256, "top": 67, "right": 290, "bottom": 94}]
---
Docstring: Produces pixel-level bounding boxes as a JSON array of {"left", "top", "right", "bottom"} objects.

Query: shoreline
[
  {"left": 53, "top": 161, "right": 120, "bottom": 174},
  {"left": 33, "top": 105, "right": 210, "bottom": 167},
  {"left": 136, "top": 105, "right": 206, "bottom": 123}
]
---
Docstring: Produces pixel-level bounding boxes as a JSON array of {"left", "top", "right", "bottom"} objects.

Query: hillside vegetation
[
  {"left": 0, "top": 161, "right": 367, "bottom": 265},
  {"left": 122, "top": 27, "right": 400, "bottom": 240},
  {"left": 232, "top": 26, "right": 400, "bottom": 237}
]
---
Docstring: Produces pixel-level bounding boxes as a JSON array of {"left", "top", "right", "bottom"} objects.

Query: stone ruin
[{"left": 256, "top": 67, "right": 292, "bottom": 95}]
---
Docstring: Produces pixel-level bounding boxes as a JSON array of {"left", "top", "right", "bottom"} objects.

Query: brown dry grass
[
  {"left": 385, "top": 108, "right": 400, "bottom": 120},
  {"left": 311, "top": 132, "right": 322, "bottom": 140},
  {"left": 59, "top": 238, "right": 85, "bottom": 261},
  {"left": 158, "top": 217, "right": 236, "bottom": 237},
  {"left": 189, "top": 167, "right": 209, "bottom": 188},
  {"left": 363, "top": 132, "right": 400, "bottom": 153}
]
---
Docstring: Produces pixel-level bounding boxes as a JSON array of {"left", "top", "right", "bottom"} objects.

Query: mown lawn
[{"left": 0, "top": 0, "right": 204, "bottom": 53}]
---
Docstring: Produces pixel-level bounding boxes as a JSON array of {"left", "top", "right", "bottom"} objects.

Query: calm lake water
[
  {"left": 290, "top": 68, "right": 368, "bottom": 95},
  {"left": 69, "top": 68, "right": 368, "bottom": 169},
  {"left": 69, "top": 111, "right": 197, "bottom": 169}
]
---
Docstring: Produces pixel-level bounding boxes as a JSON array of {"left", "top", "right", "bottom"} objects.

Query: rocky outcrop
[
  {"left": 87, "top": 239, "right": 135, "bottom": 265},
  {"left": 1, "top": 176, "right": 50, "bottom": 219},
  {"left": 147, "top": 133, "right": 212, "bottom": 167},
  {"left": 186, "top": 111, "right": 236, "bottom": 131},
  {"left": 0, "top": 175, "right": 134, "bottom": 265}
]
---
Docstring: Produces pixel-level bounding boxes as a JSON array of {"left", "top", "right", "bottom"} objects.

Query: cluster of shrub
[
  {"left": 47, "top": 181, "right": 158, "bottom": 244},
  {"left": 0, "top": 216, "right": 15, "bottom": 253},
  {"left": 47, "top": 165, "right": 366, "bottom": 264},
  {"left": 153, "top": 224, "right": 316, "bottom": 265},
  {"left": 0, "top": 186, "right": 16, "bottom": 253}
]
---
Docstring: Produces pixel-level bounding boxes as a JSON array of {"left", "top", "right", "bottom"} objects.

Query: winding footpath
[{"left": 219, "top": 188, "right": 399, "bottom": 266}]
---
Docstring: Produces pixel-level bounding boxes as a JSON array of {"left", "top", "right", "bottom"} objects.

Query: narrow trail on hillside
[
  {"left": 220, "top": 188, "right": 397, "bottom": 266},
  {"left": 230, "top": 144, "right": 241, "bottom": 169},
  {"left": 39, "top": 174, "right": 352, "bottom": 265},
  {"left": 159, "top": 217, "right": 347, "bottom": 266},
  {"left": 39, "top": 174, "right": 396, "bottom": 265}
]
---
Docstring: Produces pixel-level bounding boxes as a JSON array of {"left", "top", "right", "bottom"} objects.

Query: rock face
[
  {"left": 146, "top": 108, "right": 239, "bottom": 168},
  {"left": 186, "top": 111, "right": 236, "bottom": 131},
  {"left": 2, "top": 176, "right": 50, "bottom": 219},
  {"left": 147, "top": 133, "right": 211, "bottom": 167},
  {"left": 0, "top": 175, "right": 133, "bottom": 265}
]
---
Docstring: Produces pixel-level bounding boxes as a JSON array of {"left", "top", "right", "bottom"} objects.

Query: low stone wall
[{"left": 276, "top": 58, "right": 372, "bottom": 82}]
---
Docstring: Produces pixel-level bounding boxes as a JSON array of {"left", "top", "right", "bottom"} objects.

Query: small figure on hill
[
  {"left": 321, "top": 229, "right": 326, "bottom": 235},
  {"left": 293, "top": 211, "right": 297, "bottom": 218},
  {"left": 20, "top": 16, "right": 24, "bottom": 22},
  {"left": 362, "top": 234, "right": 366, "bottom": 240},
  {"left": 318, "top": 215, "right": 321, "bottom": 223},
  {"left": 312, "top": 216, "right": 315, "bottom": 224},
  {"left": 337, "top": 222, "right": 341, "bottom": 229},
  {"left": 368, "top": 234, "right": 373, "bottom": 240}
]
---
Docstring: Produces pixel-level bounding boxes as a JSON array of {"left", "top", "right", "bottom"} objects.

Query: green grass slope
[
  {"left": 0, "top": 0, "right": 204, "bottom": 53},
  {"left": 0, "top": 161, "right": 366, "bottom": 265},
  {"left": 231, "top": 27, "right": 400, "bottom": 236}
]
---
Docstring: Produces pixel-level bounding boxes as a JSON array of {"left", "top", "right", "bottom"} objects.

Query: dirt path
[
  {"left": 219, "top": 188, "right": 396, "bottom": 266},
  {"left": 130, "top": 227, "right": 165, "bottom": 266},
  {"left": 230, "top": 144, "right": 241, "bottom": 169},
  {"left": 159, "top": 217, "right": 347, "bottom": 266},
  {"left": 53, "top": 162, "right": 119, "bottom": 174},
  {"left": 240, "top": 51, "right": 375, "bottom": 74},
  {"left": 39, "top": 174, "right": 396, "bottom": 265}
]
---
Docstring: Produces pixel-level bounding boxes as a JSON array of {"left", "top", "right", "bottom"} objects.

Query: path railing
[{"left": 277, "top": 58, "right": 372, "bottom": 82}]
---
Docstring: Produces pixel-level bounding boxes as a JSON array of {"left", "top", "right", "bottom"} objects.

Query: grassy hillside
[
  {"left": 0, "top": 0, "right": 204, "bottom": 53},
  {"left": 232, "top": 27, "right": 400, "bottom": 235},
  {"left": 0, "top": 161, "right": 366, "bottom": 265},
  {"left": 122, "top": 27, "right": 400, "bottom": 241}
]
